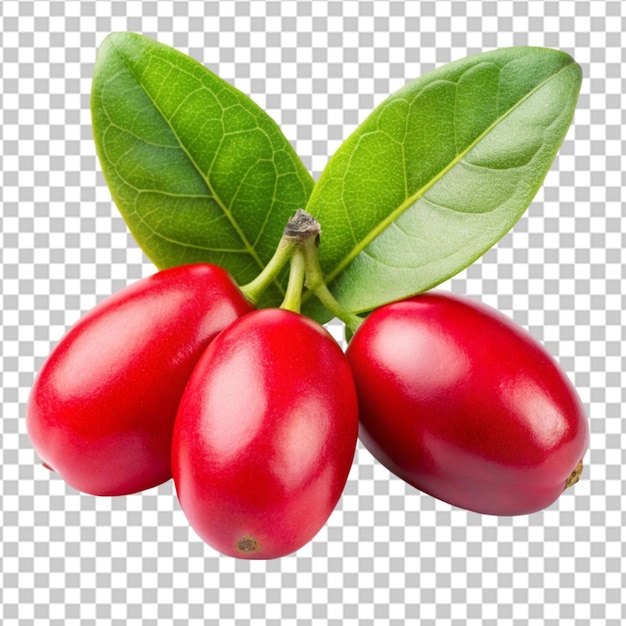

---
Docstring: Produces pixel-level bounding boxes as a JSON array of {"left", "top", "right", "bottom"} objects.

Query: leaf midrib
[
  {"left": 318, "top": 60, "right": 577, "bottom": 288},
  {"left": 109, "top": 39, "right": 266, "bottom": 271}
]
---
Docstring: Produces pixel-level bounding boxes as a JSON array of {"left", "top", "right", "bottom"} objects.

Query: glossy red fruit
[
  {"left": 27, "top": 264, "right": 253, "bottom": 496},
  {"left": 346, "top": 291, "right": 589, "bottom": 516},
  {"left": 172, "top": 308, "right": 359, "bottom": 559}
]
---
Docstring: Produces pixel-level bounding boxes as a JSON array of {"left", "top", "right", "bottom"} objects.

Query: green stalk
[
  {"left": 279, "top": 248, "right": 306, "bottom": 313},
  {"left": 301, "top": 235, "right": 364, "bottom": 336},
  {"left": 239, "top": 237, "right": 297, "bottom": 304},
  {"left": 241, "top": 208, "right": 364, "bottom": 337}
]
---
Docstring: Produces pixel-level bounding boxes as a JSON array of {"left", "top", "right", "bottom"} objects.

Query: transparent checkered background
[{"left": 1, "top": 1, "right": 624, "bottom": 624}]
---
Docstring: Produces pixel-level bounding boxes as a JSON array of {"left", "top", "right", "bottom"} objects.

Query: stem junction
[{"left": 243, "top": 208, "right": 364, "bottom": 336}]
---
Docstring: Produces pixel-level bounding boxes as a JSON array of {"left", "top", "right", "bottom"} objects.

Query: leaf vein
[
  {"left": 322, "top": 61, "right": 578, "bottom": 285},
  {"left": 107, "top": 39, "right": 266, "bottom": 273}
]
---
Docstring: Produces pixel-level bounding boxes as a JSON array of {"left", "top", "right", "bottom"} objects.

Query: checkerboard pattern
[{"left": 2, "top": 1, "right": 624, "bottom": 624}]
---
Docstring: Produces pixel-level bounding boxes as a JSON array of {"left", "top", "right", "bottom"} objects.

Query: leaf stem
[
  {"left": 279, "top": 248, "right": 306, "bottom": 313},
  {"left": 239, "top": 237, "right": 297, "bottom": 304}
]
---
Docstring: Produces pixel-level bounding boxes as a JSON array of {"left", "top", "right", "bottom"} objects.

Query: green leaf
[
  {"left": 91, "top": 32, "right": 314, "bottom": 309},
  {"left": 305, "top": 47, "right": 582, "bottom": 313}
]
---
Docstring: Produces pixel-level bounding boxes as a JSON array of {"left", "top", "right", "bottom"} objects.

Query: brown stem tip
[
  {"left": 283, "top": 209, "right": 321, "bottom": 244},
  {"left": 564, "top": 460, "right": 584, "bottom": 490}
]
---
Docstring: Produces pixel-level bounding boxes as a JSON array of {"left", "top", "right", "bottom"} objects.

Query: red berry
[
  {"left": 346, "top": 291, "right": 589, "bottom": 516},
  {"left": 172, "top": 308, "right": 359, "bottom": 559},
  {"left": 27, "top": 264, "right": 253, "bottom": 496}
]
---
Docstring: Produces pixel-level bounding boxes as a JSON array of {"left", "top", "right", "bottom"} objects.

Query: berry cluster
[{"left": 27, "top": 211, "right": 588, "bottom": 559}]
